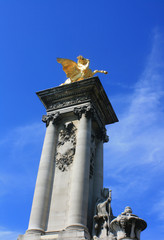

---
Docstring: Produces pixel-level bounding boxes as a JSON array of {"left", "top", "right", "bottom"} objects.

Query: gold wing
[{"left": 57, "top": 58, "right": 80, "bottom": 79}]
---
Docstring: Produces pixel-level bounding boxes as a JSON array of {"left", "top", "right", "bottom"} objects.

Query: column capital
[
  {"left": 74, "top": 105, "right": 95, "bottom": 120},
  {"left": 96, "top": 128, "right": 109, "bottom": 143},
  {"left": 42, "top": 112, "right": 60, "bottom": 127}
]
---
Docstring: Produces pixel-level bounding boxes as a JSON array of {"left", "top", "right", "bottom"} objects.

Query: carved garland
[
  {"left": 90, "top": 134, "right": 96, "bottom": 178},
  {"left": 55, "top": 122, "right": 77, "bottom": 171}
]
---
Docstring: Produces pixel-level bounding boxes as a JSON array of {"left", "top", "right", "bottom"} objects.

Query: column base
[
  {"left": 18, "top": 229, "right": 44, "bottom": 240},
  {"left": 18, "top": 234, "right": 41, "bottom": 240},
  {"left": 57, "top": 227, "right": 91, "bottom": 240},
  {"left": 93, "top": 235, "right": 116, "bottom": 240},
  {"left": 18, "top": 227, "right": 91, "bottom": 240}
]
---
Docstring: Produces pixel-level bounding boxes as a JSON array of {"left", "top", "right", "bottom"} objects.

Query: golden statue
[{"left": 57, "top": 55, "right": 108, "bottom": 85}]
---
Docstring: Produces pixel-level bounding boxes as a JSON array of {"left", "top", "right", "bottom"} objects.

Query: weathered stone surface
[
  {"left": 19, "top": 78, "right": 119, "bottom": 240},
  {"left": 55, "top": 122, "right": 77, "bottom": 171},
  {"left": 18, "top": 78, "right": 148, "bottom": 240},
  {"left": 110, "top": 207, "right": 147, "bottom": 240},
  {"left": 36, "top": 77, "right": 118, "bottom": 127}
]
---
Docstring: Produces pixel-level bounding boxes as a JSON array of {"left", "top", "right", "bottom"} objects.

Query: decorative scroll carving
[
  {"left": 56, "top": 122, "right": 77, "bottom": 171},
  {"left": 96, "top": 127, "right": 109, "bottom": 143},
  {"left": 42, "top": 112, "right": 60, "bottom": 127},
  {"left": 93, "top": 189, "right": 115, "bottom": 239},
  {"left": 110, "top": 207, "right": 147, "bottom": 240},
  {"left": 74, "top": 105, "right": 95, "bottom": 119}
]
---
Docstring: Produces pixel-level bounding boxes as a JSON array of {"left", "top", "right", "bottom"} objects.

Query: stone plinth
[{"left": 18, "top": 77, "right": 118, "bottom": 240}]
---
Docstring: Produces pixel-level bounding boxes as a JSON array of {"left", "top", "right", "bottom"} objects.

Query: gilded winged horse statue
[{"left": 57, "top": 55, "right": 108, "bottom": 85}]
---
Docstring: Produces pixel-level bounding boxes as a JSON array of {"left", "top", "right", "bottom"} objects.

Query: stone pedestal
[{"left": 18, "top": 77, "right": 118, "bottom": 240}]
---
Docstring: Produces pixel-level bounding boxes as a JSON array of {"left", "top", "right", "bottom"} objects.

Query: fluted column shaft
[
  {"left": 28, "top": 114, "right": 59, "bottom": 232},
  {"left": 67, "top": 111, "right": 92, "bottom": 228}
]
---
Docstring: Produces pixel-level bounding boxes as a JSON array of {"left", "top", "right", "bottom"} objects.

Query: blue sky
[{"left": 0, "top": 1, "right": 164, "bottom": 239}]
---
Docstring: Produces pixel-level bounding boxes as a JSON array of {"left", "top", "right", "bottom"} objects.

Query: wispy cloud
[
  {"left": 0, "top": 227, "right": 20, "bottom": 240},
  {"left": 152, "top": 191, "right": 164, "bottom": 222},
  {"left": 0, "top": 122, "right": 45, "bottom": 196},
  {"left": 0, "top": 122, "right": 44, "bottom": 147},
  {"left": 0, "top": 122, "right": 46, "bottom": 237},
  {"left": 104, "top": 30, "right": 164, "bottom": 201}
]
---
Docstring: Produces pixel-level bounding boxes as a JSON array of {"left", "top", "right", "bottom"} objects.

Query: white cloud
[
  {"left": 0, "top": 122, "right": 45, "bottom": 196},
  {"left": 0, "top": 122, "right": 44, "bottom": 147},
  {"left": 153, "top": 191, "right": 164, "bottom": 221},
  {"left": 104, "top": 30, "right": 164, "bottom": 199},
  {"left": 0, "top": 227, "right": 20, "bottom": 240}
]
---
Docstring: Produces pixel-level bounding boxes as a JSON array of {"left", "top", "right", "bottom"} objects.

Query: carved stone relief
[
  {"left": 47, "top": 95, "right": 106, "bottom": 130},
  {"left": 93, "top": 189, "right": 115, "bottom": 239},
  {"left": 42, "top": 112, "right": 60, "bottom": 127},
  {"left": 90, "top": 134, "right": 96, "bottom": 179},
  {"left": 74, "top": 105, "right": 95, "bottom": 119},
  {"left": 110, "top": 207, "right": 147, "bottom": 240},
  {"left": 48, "top": 95, "right": 89, "bottom": 110},
  {"left": 96, "top": 127, "right": 109, "bottom": 143},
  {"left": 55, "top": 122, "right": 77, "bottom": 171}
]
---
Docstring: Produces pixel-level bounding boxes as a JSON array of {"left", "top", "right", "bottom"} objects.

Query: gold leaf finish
[{"left": 57, "top": 55, "right": 107, "bottom": 85}]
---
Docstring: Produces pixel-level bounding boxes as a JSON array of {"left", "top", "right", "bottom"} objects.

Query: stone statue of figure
[
  {"left": 93, "top": 189, "right": 115, "bottom": 239},
  {"left": 57, "top": 55, "right": 108, "bottom": 85}
]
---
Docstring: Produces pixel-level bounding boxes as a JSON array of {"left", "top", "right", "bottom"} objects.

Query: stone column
[
  {"left": 27, "top": 113, "right": 60, "bottom": 233},
  {"left": 93, "top": 140, "right": 103, "bottom": 202},
  {"left": 93, "top": 128, "right": 109, "bottom": 202},
  {"left": 67, "top": 106, "right": 93, "bottom": 229}
]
